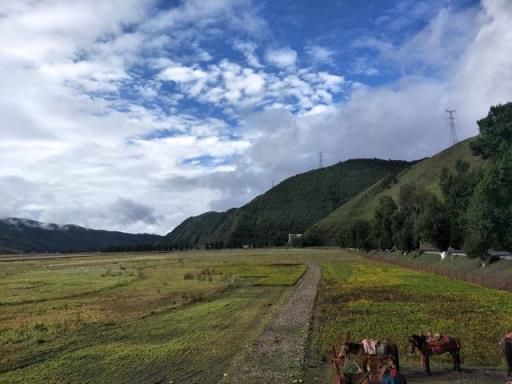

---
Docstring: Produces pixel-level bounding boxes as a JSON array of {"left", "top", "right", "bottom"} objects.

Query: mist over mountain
[{"left": 0, "top": 218, "right": 161, "bottom": 254}]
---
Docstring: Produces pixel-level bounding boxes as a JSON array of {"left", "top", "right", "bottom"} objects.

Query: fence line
[{"left": 356, "top": 252, "right": 512, "bottom": 293}]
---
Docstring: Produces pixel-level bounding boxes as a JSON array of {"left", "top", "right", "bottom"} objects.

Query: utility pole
[
  {"left": 318, "top": 152, "right": 324, "bottom": 169},
  {"left": 445, "top": 109, "right": 459, "bottom": 146}
]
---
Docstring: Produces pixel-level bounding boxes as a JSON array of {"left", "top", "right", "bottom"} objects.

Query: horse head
[
  {"left": 408, "top": 335, "right": 425, "bottom": 353},
  {"left": 338, "top": 342, "right": 350, "bottom": 358},
  {"left": 337, "top": 331, "right": 353, "bottom": 359}
]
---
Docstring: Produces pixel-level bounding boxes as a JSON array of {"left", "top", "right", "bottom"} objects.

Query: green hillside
[
  {"left": 164, "top": 159, "right": 412, "bottom": 248},
  {"left": 306, "top": 138, "right": 484, "bottom": 244}
]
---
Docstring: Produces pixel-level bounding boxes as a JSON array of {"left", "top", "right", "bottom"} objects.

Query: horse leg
[
  {"left": 450, "top": 351, "right": 457, "bottom": 371},
  {"left": 355, "top": 355, "right": 366, "bottom": 374},
  {"left": 394, "top": 347, "right": 400, "bottom": 371},
  {"left": 425, "top": 354, "right": 431, "bottom": 375}
]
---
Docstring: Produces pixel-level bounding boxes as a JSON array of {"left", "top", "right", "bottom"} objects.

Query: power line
[
  {"left": 318, "top": 152, "right": 324, "bottom": 169},
  {"left": 445, "top": 109, "right": 459, "bottom": 146}
]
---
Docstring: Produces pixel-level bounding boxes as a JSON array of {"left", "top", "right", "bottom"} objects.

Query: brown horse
[
  {"left": 331, "top": 346, "right": 406, "bottom": 384},
  {"left": 500, "top": 334, "right": 512, "bottom": 376},
  {"left": 407, "top": 334, "right": 461, "bottom": 374},
  {"left": 338, "top": 341, "right": 400, "bottom": 373}
]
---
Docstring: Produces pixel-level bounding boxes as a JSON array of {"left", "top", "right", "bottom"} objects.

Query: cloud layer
[{"left": 0, "top": 0, "right": 511, "bottom": 234}]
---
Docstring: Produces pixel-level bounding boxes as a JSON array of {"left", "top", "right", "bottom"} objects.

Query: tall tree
[
  {"left": 465, "top": 102, "right": 512, "bottom": 257},
  {"left": 416, "top": 194, "right": 451, "bottom": 251},
  {"left": 372, "top": 196, "right": 398, "bottom": 250},
  {"left": 439, "top": 160, "right": 480, "bottom": 248},
  {"left": 389, "top": 184, "right": 426, "bottom": 253}
]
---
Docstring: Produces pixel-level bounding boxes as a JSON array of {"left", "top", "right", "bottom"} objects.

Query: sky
[{"left": 1, "top": 0, "right": 511, "bottom": 235}]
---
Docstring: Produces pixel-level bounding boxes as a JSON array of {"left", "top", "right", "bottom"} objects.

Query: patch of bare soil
[
  {"left": 224, "top": 264, "right": 321, "bottom": 384},
  {"left": 403, "top": 367, "right": 509, "bottom": 384}
]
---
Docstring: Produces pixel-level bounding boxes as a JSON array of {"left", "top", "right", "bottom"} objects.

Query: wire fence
[{"left": 360, "top": 253, "right": 512, "bottom": 292}]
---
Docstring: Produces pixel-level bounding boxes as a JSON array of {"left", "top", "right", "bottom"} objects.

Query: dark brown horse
[
  {"left": 407, "top": 334, "right": 461, "bottom": 374},
  {"left": 338, "top": 341, "right": 400, "bottom": 373},
  {"left": 500, "top": 334, "right": 512, "bottom": 376}
]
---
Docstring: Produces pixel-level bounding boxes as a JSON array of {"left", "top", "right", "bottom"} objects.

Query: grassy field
[
  {"left": 0, "top": 250, "right": 307, "bottom": 383},
  {"left": 1, "top": 248, "right": 511, "bottom": 383},
  {"left": 305, "top": 253, "right": 512, "bottom": 383}
]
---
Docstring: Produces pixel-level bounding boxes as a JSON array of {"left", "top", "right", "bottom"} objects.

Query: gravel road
[{"left": 224, "top": 263, "right": 321, "bottom": 384}]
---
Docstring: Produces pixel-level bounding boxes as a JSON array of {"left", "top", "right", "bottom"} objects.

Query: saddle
[
  {"left": 361, "top": 339, "right": 386, "bottom": 355},
  {"left": 426, "top": 334, "right": 447, "bottom": 347},
  {"left": 426, "top": 334, "right": 454, "bottom": 353}
]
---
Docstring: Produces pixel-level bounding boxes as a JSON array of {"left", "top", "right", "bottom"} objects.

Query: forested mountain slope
[{"left": 164, "top": 158, "right": 412, "bottom": 248}]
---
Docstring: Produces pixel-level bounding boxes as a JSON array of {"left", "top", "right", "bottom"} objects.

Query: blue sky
[{"left": 0, "top": 0, "right": 511, "bottom": 234}]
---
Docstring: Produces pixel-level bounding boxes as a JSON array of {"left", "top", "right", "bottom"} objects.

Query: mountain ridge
[{"left": 0, "top": 217, "right": 161, "bottom": 254}]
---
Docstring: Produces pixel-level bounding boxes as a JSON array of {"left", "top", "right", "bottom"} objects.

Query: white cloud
[
  {"left": 233, "top": 40, "right": 264, "bottom": 68},
  {"left": 306, "top": 44, "right": 335, "bottom": 63},
  {"left": 159, "top": 65, "right": 209, "bottom": 83},
  {"left": 157, "top": 59, "right": 345, "bottom": 113},
  {"left": 357, "top": 6, "right": 479, "bottom": 75},
  {"left": 265, "top": 47, "right": 297, "bottom": 68}
]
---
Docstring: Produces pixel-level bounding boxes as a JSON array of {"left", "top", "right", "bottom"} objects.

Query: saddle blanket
[
  {"left": 361, "top": 338, "right": 376, "bottom": 355},
  {"left": 426, "top": 335, "right": 456, "bottom": 353}
]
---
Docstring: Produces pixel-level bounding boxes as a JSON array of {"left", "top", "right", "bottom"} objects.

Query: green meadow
[
  {"left": 306, "top": 253, "right": 512, "bottom": 383},
  {"left": 0, "top": 250, "right": 307, "bottom": 384},
  {"left": 1, "top": 249, "right": 511, "bottom": 383}
]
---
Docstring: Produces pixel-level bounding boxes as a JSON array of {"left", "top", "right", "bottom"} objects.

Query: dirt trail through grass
[{"left": 224, "top": 263, "right": 321, "bottom": 384}]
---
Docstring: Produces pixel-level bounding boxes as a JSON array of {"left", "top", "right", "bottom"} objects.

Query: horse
[
  {"left": 331, "top": 346, "right": 406, "bottom": 384},
  {"left": 500, "top": 334, "right": 512, "bottom": 376},
  {"left": 407, "top": 334, "right": 461, "bottom": 374},
  {"left": 338, "top": 340, "right": 400, "bottom": 373}
]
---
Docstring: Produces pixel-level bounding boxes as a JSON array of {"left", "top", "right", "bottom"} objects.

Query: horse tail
[
  {"left": 394, "top": 345, "right": 400, "bottom": 371},
  {"left": 505, "top": 341, "right": 512, "bottom": 372}
]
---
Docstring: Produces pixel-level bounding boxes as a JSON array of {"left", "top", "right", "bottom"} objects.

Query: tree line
[{"left": 336, "top": 102, "right": 512, "bottom": 260}]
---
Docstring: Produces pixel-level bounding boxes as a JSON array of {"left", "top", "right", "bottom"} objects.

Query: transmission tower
[
  {"left": 318, "top": 152, "right": 324, "bottom": 169},
  {"left": 445, "top": 109, "right": 459, "bottom": 146}
]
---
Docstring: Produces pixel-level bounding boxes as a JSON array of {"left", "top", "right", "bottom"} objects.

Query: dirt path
[{"left": 224, "top": 263, "right": 321, "bottom": 384}]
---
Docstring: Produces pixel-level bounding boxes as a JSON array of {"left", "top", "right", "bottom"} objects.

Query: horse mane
[{"left": 409, "top": 334, "right": 425, "bottom": 346}]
